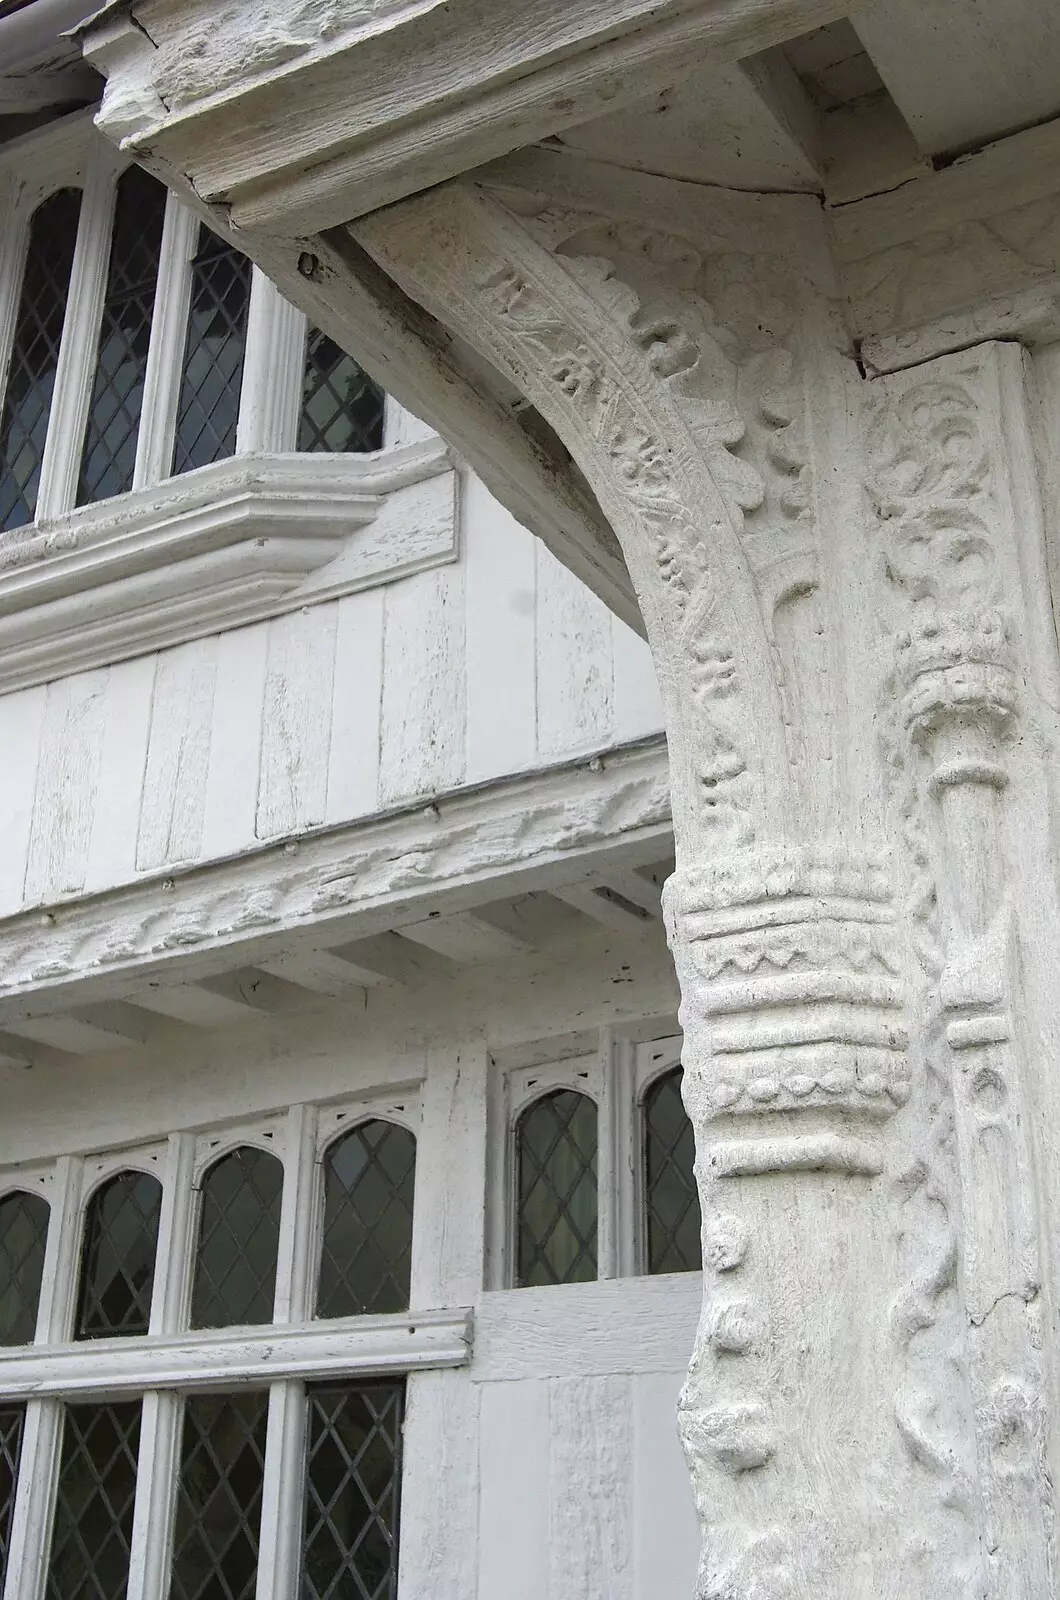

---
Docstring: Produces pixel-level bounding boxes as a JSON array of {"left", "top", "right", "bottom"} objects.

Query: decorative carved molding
[
  {"left": 0, "top": 736, "right": 672, "bottom": 1017},
  {"left": 0, "top": 439, "right": 456, "bottom": 689}
]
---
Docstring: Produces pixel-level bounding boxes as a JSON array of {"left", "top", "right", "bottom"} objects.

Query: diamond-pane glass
[
  {"left": 516, "top": 1089, "right": 597, "bottom": 1287},
  {"left": 171, "top": 225, "right": 251, "bottom": 476},
  {"left": 299, "top": 329, "right": 384, "bottom": 455},
  {"left": 45, "top": 1401, "right": 141, "bottom": 1600},
  {"left": 302, "top": 1383, "right": 403, "bottom": 1600},
  {"left": 76, "top": 167, "right": 166, "bottom": 505},
  {"left": 316, "top": 1122, "right": 415, "bottom": 1319},
  {"left": 644, "top": 1066, "right": 701, "bottom": 1275},
  {"left": 76, "top": 1170, "right": 162, "bottom": 1340},
  {"left": 0, "top": 187, "right": 81, "bottom": 530},
  {"left": 191, "top": 1146, "right": 282, "bottom": 1329},
  {"left": 170, "top": 1391, "right": 268, "bottom": 1600},
  {"left": 0, "top": 1405, "right": 25, "bottom": 1587},
  {"left": 0, "top": 1188, "right": 49, "bottom": 1345}
]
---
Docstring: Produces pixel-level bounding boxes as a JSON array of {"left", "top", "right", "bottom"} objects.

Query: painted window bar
[
  {"left": 0, "top": 117, "right": 387, "bottom": 539},
  {"left": 0, "top": 1096, "right": 466, "bottom": 1600}
]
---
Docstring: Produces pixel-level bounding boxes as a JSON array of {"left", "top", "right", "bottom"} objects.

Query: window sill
[
  {"left": 0, "top": 436, "right": 456, "bottom": 691},
  {"left": 0, "top": 1305, "right": 471, "bottom": 1398}
]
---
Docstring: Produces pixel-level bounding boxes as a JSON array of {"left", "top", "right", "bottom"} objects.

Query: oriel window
[
  {"left": 76, "top": 1170, "right": 162, "bottom": 1339},
  {"left": 317, "top": 1120, "right": 416, "bottom": 1319},
  {"left": 0, "top": 1188, "right": 50, "bottom": 1345},
  {"left": 515, "top": 1089, "right": 598, "bottom": 1287},
  {"left": 171, "top": 224, "right": 252, "bottom": 475},
  {"left": 643, "top": 1065, "right": 700, "bottom": 1274},
  {"left": 191, "top": 1145, "right": 283, "bottom": 1328}
]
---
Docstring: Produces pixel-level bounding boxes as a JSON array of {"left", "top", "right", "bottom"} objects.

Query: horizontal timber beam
[{"left": 0, "top": 736, "right": 671, "bottom": 1020}]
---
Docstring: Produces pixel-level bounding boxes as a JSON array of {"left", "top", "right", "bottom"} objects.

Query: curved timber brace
[{"left": 346, "top": 152, "right": 1060, "bottom": 1597}]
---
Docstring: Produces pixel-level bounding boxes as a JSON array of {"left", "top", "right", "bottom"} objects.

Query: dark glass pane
[
  {"left": 170, "top": 1391, "right": 268, "bottom": 1600},
  {"left": 644, "top": 1066, "right": 701, "bottom": 1275},
  {"left": 516, "top": 1089, "right": 597, "bottom": 1287},
  {"left": 191, "top": 1146, "right": 282, "bottom": 1329},
  {"left": 0, "top": 1188, "right": 49, "bottom": 1345},
  {"left": 302, "top": 1383, "right": 403, "bottom": 1600},
  {"left": 76, "top": 1171, "right": 162, "bottom": 1339},
  {"left": 316, "top": 1122, "right": 415, "bottom": 1319},
  {"left": 46, "top": 1401, "right": 141, "bottom": 1600},
  {"left": 76, "top": 168, "right": 167, "bottom": 505},
  {"left": 0, "top": 1405, "right": 25, "bottom": 1587},
  {"left": 171, "top": 225, "right": 251, "bottom": 475},
  {"left": 299, "top": 329, "right": 384, "bottom": 455},
  {"left": 0, "top": 188, "right": 81, "bottom": 530}
]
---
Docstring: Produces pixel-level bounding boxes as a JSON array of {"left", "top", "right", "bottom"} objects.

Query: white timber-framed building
[{"left": 5, "top": 0, "right": 1060, "bottom": 1594}]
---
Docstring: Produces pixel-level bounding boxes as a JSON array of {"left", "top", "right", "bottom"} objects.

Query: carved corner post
[{"left": 348, "top": 161, "right": 1060, "bottom": 1593}]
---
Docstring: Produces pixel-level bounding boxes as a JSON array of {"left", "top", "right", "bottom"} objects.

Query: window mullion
[
  {"left": 34, "top": 154, "right": 121, "bottom": 522},
  {"left": 0, "top": 181, "right": 30, "bottom": 423},
  {"left": 236, "top": 271, "right": 306, "bottom": 455},
  {"left": 3, "top": 1158, "right": 82, "bottom": 1600},
  {"left": 125, "top": 1134, "right": 195, "bottom": 1600},
  {"left": 132, "top": 195, "right": 197, "bottom": 490},
  {"left": 255, "top": 1379, "right": 307, "bottom": 1600},
  {"left": 256, "top": 1105, "right": 316, "bottom": 1600},
  {"left": 596, "top": 1028, "right": 625, "bottom": 1280}
]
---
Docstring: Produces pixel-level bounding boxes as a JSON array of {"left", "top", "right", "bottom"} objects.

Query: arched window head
[
  {"left": 0, "top": 187, "right": 81, "bottom": 531},
  {"left": 643, "top": 1066, "right": 700, "bottom": 1275},
  {"left": 300, "top": 328, "right": 385, "bottom": 454},
  {"left": 0, "top": 1189, "right": 50, "bottom": 1345},
  {"left": 191, "top": 1145, "right": 283, "bottom": 1329},
  {"left": 316, "top": 1120, "right": 415, "bottom": 1319},
  {"left": 76, "top": 1170, "right": 162, "bottom": 1339},
  {"left": 515, "top": 1089, "right": 597, "bottom": 1287},
  {"left": 77, "top": 166, "right": 167, "bottom": 506}
]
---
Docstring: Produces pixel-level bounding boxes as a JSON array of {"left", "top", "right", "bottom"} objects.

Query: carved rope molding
[{"left": 348, "top": 169, "right": 972, "bottom": 1596}]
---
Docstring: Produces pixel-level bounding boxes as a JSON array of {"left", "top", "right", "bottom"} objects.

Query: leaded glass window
[
  {"left": 170, "top": 1391, "right": 268, "bottom": 1600},
  {"left": 0, "top": 1405, "right": 25, "bottom": 1587},
  {"left": 643, "top": 1066, "right": 700, "bottom": 1274},
  {"left": 0, "top": 187, "right": 81, "bottom": 531},
  {"left": 0, "top": 1188, "right": 50, "bottom": 1345},
  {"left": 515, "top": 1089, "right": 598, "bottom": 1287},
  {"left": 316, "top": 1122, "right": 415, "bottom": 1319},
  {"left": 76, "top": 167, "right": 167, "bottom": 506},
  {"left": 171, "top": 225, "right": 252, "bottom": 476},
  {"left": 302, "top": 1383, "right": 403, "bottom": 1600},
  {"left": 76, "top": 1171, "right": 162, "bottom": 1339},
  {"left": 191, "top": 1146, "right": 282, "bottom": 1329},
  {"left": 300, "top": 329, "right": 385, "bottom": 455},
  {"left": 46, "top": 1400, "right": 141, "bottom": 1600}
]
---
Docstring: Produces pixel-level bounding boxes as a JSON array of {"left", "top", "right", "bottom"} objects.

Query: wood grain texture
[
  {"left": 463, "top": 475, "right": 538, "bottom": 783},
  {"left": 0, "top": 686, "right": 46, "bottom": 917},
  {"left": 23, "top": 670, "right": 110, "bottom": 905},
  {"left": 379, "top": 564, "right": 465, "bottom": 805},
  {"left": 257, "top": 603, "right": 337, "bottom": 839},
  {"left": 199, "top": 621, "right": 268, "bottom": 861},
  {"left": 536, "top": 543, "right": 613, "bottom": 760},
  {"left": 549, "top": 1375, "right": 633, "bottom": 1600},
  {"left": 137, "top": 641, "right": 218, "bottom": 871},
  {"left": 399, "top": 1371, "right": 480, "bottom": 1600},
  {"left": 410, "top": 1043, "right": 488, "bottom": 1310},
  {"left": 84, "top": 656, "right": 155, "bottom": 891},
  {"left": 472, "top": 1274, "right": 701, "bottom": 1382},
  {"left": 324, "top": 587, "right": 383, "bottom": 825}
]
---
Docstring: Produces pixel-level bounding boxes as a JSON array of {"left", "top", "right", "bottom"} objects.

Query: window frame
[
  {"left": 486, "top": 1025, "right": 687, "bottom": 1289},
  {"left": 0, "top": 1091, "right": 464, "bottom": 1600}
]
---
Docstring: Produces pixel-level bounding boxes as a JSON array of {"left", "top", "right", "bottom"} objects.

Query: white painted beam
[
  {"left": 5, "top": 1002, "right": 150, "bottom": 1055},
  {"left": 396, "top": 910, "right": 535, "bottom": 965},
  {"left": 129, "top": 969, "right": 304, "bottom": 1027},
  {"left": 551, "top": 881, "right": 658, "bottom": 934}
]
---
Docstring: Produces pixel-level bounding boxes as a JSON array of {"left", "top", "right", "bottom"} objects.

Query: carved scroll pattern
[
  {"left": 867, "top": 363, "right": 1051, "bottom": 1596},
  {"left": 352, "top": 179, "right": 922, "bottom": 1596}
]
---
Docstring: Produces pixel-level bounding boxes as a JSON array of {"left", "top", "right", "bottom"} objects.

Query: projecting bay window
[
  {"left": 495, "top": 1032, "right": 701, "bottom": 1286},
  {"left": 0, "top": 1094, "right": 451, "bottom": 1598},
  {"left": 0, "top": 114, "right": 387, "bottom": 538}
]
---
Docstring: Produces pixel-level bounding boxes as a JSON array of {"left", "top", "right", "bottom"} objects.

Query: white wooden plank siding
[
  {"left": 257, "top": 604, "right": 337, "bottom": 838},
  {"left": 477, "top": 1379, "right": 552, "bottom": 1600},
  {"left": 200, "top": 620, "right": 269, "bottom": 859},
  {"left": 549, "top": 1374, "right": 634, "bottom": 1600},
  {"left": 0, "top": 477, "right": 662, "bottom": 912},
  {"left": 23, "top": 669, "right": 110, "bottom": 904},
  {"left": 324, "top": 587, "right": 384, "bottom": 824},
  {"left": 0, "top": 684, "right": 46, "bottom": 917},
  {"left": 379, "top": 562, "right": 466, "bottom": 806},
  {"left": 137, "top": 641, "right": 218, "bottom": 870},
  {"left": 535, "top": 541, "right": 614, "bottom": 760}
]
